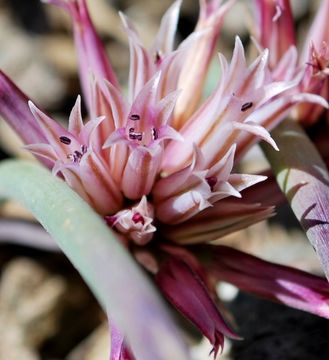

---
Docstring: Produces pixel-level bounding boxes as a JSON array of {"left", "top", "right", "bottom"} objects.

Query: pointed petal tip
[
  {"left": 234, "top": 35, "right": 243, "bottom": 47},
  {"left": 262, "top": 47, "right": 269, "bottom": 60},
  {"left": 28, "top": 100, "right": 38, "bottom": 114},
  {"left": 118, "top": 10, "right": 126, "bottom": 23},
  {"left": 294, "top": 93, "right": 329, "bottom": 109},
  {"left": 119, "top": 11, "right": 134, "bottom": 32}
]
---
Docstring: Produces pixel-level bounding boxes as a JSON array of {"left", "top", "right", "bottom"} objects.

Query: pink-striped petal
[
  {"left": 164, "top": 198, "right": 274, "bottom": 244},
  {"left": 24, "top": 143, "right": 58, "bottom": 162},
  {"left": 252, "top": 0, "right": 296, "bottom": 68},
  {"left": 119, "top": 13, "right": 155, "bottom": 103},
  {"left": 151, "top": 0, "right": 182, "bottom": 56},
  {"left": 173, "top": 0, "right": 235, "bottom": 127},
  {"left": 45, "top": 0, "right": 119, "bottom": 111},
  {"left": 121, "top": 146, "right": 162, "bottom": 200}
]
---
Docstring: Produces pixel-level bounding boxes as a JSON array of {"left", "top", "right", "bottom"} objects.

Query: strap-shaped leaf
[
  {"left": 262, "top": 119, "right": 329, "bottom": 280},
  {"left": 0, "top": 159, "right": 189, "bottom": 360}
]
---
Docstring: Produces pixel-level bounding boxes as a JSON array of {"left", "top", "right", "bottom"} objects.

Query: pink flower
[
  {"left": 1, "top": 0, "right": 328, "bottom": 358},
  {"left": 252, "top": 0, "right": 295, "bottom": 69},
  {"left": 252, "top": 0, "right": 329, "bottom": 125}
]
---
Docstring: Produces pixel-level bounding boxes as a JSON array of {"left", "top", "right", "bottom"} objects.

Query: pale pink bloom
[
  {"left": 1, "top": 0, "right": 328, "bottom": 357},
  {"left": 296, "top": 0, "right": 329, "bottom": 125},
  {"left": 252, "top": 0, "right": 295, "bottom": 69},
  {"left": 252, "top": 0, "right": 329, "bottom": 125},
  {"left": 160, "top": 37, "right": 325, "bottom": 171},
  {"left": 25, "top": 97, "right": 123, "bottom": 215},
  {"left": 105, "top": 196, "right": 156, "bottom": 246},
  {"left": 300, "top": 0, "right": 329, "bottom": 65},
  {"left": 173, "top": 0, "right": 236, "bottom": 128}
]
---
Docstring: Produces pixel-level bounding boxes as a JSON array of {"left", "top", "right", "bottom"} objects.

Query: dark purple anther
[
  {"left": 241, "top": 102, "right": 253, "bottom": 112},
  {"left": 81, "top": 145, "right": 88, "bottom": 154},
  {"left": 206, "top": 176, "right": 217, "bottom": 192},
  {"left": 59, "top": 136, "right": 71, "bottom": 145},
  {"left": 129, "top": 131, "right": 143, "bottom": 141},
  {"left": 74, "top": 150, "right": 83, "bottom": 160},
  {"left": 152, "top": 127, "right": 158, "bottom": 140},
  {"left": 132, "top": 212, "right": 145, "bottom": 225},
  {"left": 129, "top": 114, "right": 140, "bottom": 121}
]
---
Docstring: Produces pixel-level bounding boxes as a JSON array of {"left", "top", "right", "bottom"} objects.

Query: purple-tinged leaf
[
  {"left": 0, "top": 71, "right": 53, "bottom": 168},
  {"left": 262, "top": 118, "right": 329, "bottom": 280},
  {"left": 207, "top": 245, "right": 329, "bottom": 319},
  {"left": 0, "top": 219, "right": 59, "bottom": 252},
  {"left": 156, "top": 257, "right": 241, "bottom": 358},
  {"left": 0, "top": 71, "right": 47, "bottom": 146}
]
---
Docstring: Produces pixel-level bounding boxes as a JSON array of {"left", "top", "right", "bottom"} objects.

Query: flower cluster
[
  {"left": 1, "top": 0, "right": 329, "bottom": 358},
  {"left": 252, "top": 0, "right": 329, "bottom": 125},
  {"left": 23, "top": 0, "right": 325, "bottom": 247}
]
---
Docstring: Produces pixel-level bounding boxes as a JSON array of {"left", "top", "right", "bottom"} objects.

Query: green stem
[{"left": 262, "top": 119, "right": 329, "bottom": 280}]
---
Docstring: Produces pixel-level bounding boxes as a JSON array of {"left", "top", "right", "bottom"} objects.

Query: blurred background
[{"left": 0, "top": 0, "right": 329, "bottom": 359}]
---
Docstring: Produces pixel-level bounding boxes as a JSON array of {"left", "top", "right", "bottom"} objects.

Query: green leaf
[
  {"left": 0, "top": 159, "right": 190, "bottom": 360},
  {"left": 262, "top": 119, "right": 329, "bottom": 280}
]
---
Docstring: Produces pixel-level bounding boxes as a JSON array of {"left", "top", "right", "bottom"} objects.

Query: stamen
[
  {"left": 306, "top": 61, "right": 317, "bottom": 69},
  {"left": 59, "top": 136, "right": 71, "bottom": 145},
  {"left": 74, "top": 150, "right": 83, "bottom": 160},
  {"left": 206, "top": 176, "right": 217, "bottom": 192},
  {"left": 67, "top": 150, "right": 84, "bottom": 163},
  {"left": 128, "top": 128, "right": 143, "bottom": 141},
  {"left": 67, "top": 154, "right": 76, "bottom": 162},
  {"left": 132, "top": 212, "right": 145, "bottom": 225},
  {"left": 129, "top": 114, "right": 140, "bottom": 121},
  {"left": 152, "top": 127, "right": 158, "bottom": 140},
  {"left": 241, "top": 102, "right": 253, "bottom": 112},
  {"left": 81, "top": 145, "right": 88, "bottom": 154}
]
